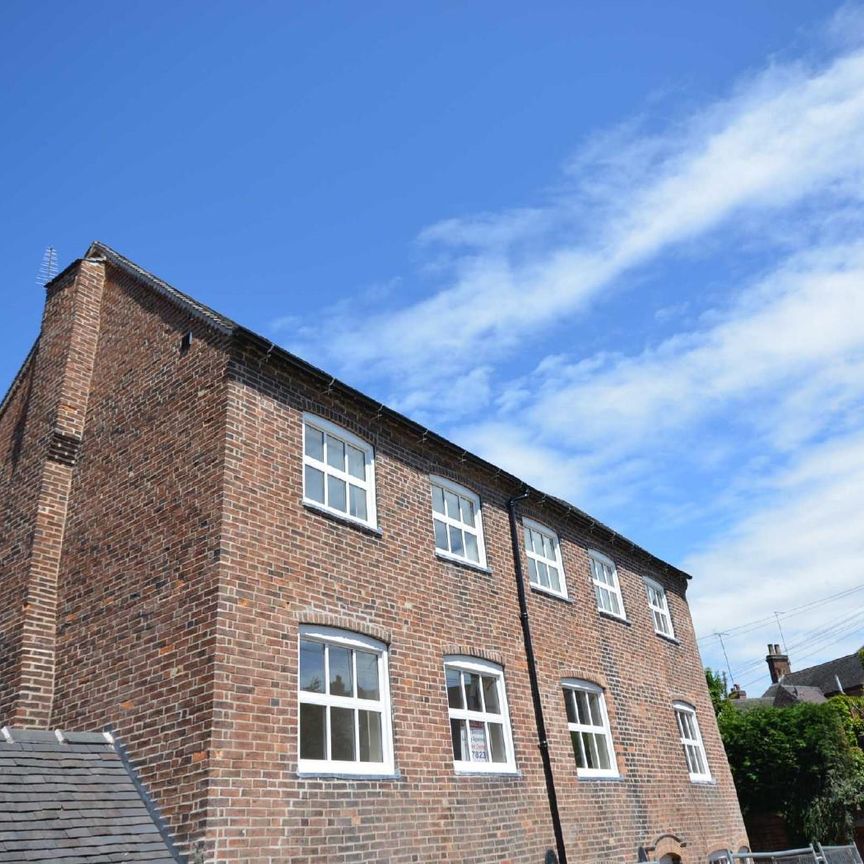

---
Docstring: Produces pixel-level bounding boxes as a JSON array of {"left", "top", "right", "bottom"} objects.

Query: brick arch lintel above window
[
  {"left": 441, "top": 645, "right": 504, "bottom": 667},
  {"left": 649, "top": 833, "right": 688, "bottom": 859},
  {"left": 558, "top": 669, "right": 609, "bottom": 691},
  {"left": 298, "top": 402, "right": 380, "bottom": 445},
  {"left": 669, "top": 692, "right": 702, "bottom": 708},
  {"left": 294, "top": 611, "right": 391, "bottom": 646}
]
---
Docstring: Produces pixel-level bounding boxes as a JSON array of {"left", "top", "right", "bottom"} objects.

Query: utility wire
[
  {"left": 697, "top": 583, "right": 864, "bottom": 643},
  {"left": 735, "top": 622, "right": 864, "bottom": 692}
]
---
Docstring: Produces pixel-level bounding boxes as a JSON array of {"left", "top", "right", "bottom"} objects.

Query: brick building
[{"left": 0, "top": 242, "right": 748, "bottom": 863}]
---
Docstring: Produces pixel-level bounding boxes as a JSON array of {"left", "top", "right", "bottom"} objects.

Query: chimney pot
[{"left": 766, "top": 644, "right": 791, "bottom": 683}]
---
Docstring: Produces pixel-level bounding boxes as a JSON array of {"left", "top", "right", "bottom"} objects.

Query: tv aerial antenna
[{"left": 36, "top": 246, "right": 58, "bottom": 287}]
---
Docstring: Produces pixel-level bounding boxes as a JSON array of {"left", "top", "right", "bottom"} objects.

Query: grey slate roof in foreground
[{"left": 0, "top": 728, "right": 183, "bottom": 864}]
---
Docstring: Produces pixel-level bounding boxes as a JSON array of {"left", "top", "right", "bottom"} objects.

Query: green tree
[
  {"left": 705, "top": 667, "right": 728, "bottom": 716},
  {"left": 718, "top": 696, "right": 864, "bottom": 845}
]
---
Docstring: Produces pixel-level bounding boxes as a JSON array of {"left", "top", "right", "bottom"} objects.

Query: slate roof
[
  {"left": 764, "top": 683, "right": 827, "bottom": 705},
  {"left": 0, "top": 727, "right": 183, "bottom": 863},
  {"left": 781, "top": 650, "right": 864, "bottom": 696},
  {"left": 731, "top": 683, "right": 827, "bottom": 711}
]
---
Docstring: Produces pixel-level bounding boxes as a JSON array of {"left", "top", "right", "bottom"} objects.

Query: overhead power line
[
  {"left": 697, "top": 582, "right": 864, "bottom": 643},
  {"left": 735, "top": 621, "right": 864, "bottom": 692}
]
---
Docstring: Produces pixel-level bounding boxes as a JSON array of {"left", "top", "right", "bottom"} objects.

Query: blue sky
[{"left": 3, "top": 1, "right": 864, "bottom": 695}]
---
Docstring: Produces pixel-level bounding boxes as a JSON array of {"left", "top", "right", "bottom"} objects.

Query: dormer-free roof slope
[
  {"left": 0, "top": 728, "right": 183, "bottom": 864},
  {"left": 781, "top": 650, "right": 864, "bottom": 695}
]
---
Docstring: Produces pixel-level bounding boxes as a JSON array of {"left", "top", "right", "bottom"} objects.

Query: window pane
[
  {"left": 489, "top": 723, "right": 506, "bottom": 763},
  {"left": 537, "top": 561, "right": 550, "bottom": 588},
  {"left": 305, "top": 425, "right": 324, "bottom": 461},
  {"left": 349, "top": 484, "right": 367, "bottom": 520},
  {"left": 465, "top": 672, "right": 482, "bottom": 712},
  {"left": 356, "top": 650, "right": 379, "bottom": 700},
  {"left": 464, "top": 532, "right": 479, "bottom": 562},
  {"left": 524, "top": 526, "right": 532, "bottom": 552},
  {"left": 347, "top": 445, "right": 365, "bottom": 480},
  {"left": 575, "top": 690, "right": 590, "bottom": 725},
  {"left": 571, "top": 730, "right": 585, "bottom": 767},
  {"left": 432, "top": 485, "right": 445, "bottom": 514},
  {"left": 595, "top": 732, "right": 611, "bottom": 770},
  {"left": 608, "top": 590, "right": 621, "bottom": 616},
  {"left": 300, "top": 703, "right": 326, "bottom": 759},
  {"left": 548, "top": 566, "right": 561, "bottom": 593},
  {"left": 460, "top": 496, "right": 475, "bottom": 526},
  {"left": 450, "top": 718, "right": 468, "bottom": 761},
  {"left": 693, "top": 745, "right": 707, "bottom": 775},
  {"left": 448, "top": 525, "right": 464, "bottom": 557},
  {"left": 444, "top": 490, "right": 461, "bottom": 520},
  {"left": 358, "top": 710, "right": 382, "bottom": 762},
  {"left": 305, "top": 465, "right": 325, "bottom": 504},
  {"left": 482, "top": 676, "right": 500, "bottom": 714},
  {"left": 469, "top": 720, "right": 488, "bottom": 762},
  {"left": 299, "top": 639, "right": 325, "bottom": 693},
  {"left": 330, "top": 706, "right": 355, "bottom": 761},
  {"left": 594, "top": 584, "right": 608, "bottom": 611},
  {"left": 543, "top": 535, "right": 555, "bottom": 560},
  {"left": 329, "top": 646, "right": 353, "bottom": 696},
  {"left": 685, "top": 743, "right": 697, "bottom": 774},
  {"left": 582, "top": 732, "right": 599, "bottom": 769},
  {"left": 446, "top": 668, "right": 464, "bottom": 709},
  {"left": 587, "top": 692, "right": 602, "bottom": 727},
  {"left": 327, "top": 475, "right": 347, "bottom": 512},
  {"left": 326, "top": 435, "right": 345, "bottom": 470},
  {"left": 434, "top": 519, "right": 449, "bottom": 551},
  {"left": 564, "top": 690, "right": 577, "bottom": 724},
  {"left": 527, "top": 558, "right": 538, "bottom": 583}
]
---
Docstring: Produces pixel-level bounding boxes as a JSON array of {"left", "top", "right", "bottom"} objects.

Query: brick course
[{"left": 0, "top": 244, "right": 748, "bottom": 863}]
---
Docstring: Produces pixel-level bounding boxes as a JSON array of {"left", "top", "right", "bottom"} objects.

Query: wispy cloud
[
  {"left": 282, "top": 8, "right": 864, "bottom": 690},
  {"left": 284, "top": 32, "right": 864, "bottom": 417},
  {"left": 687, "top": 429, "right": 864, "bottom": 691}
]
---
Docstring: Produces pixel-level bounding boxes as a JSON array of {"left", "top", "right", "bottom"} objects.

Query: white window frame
[
  {"left": 430, "top": 476, "right": 487, "bottom": 568},
  {"left": 297, "top": 625, "right": 394, "bottom": 775},
  {"left": 588, "top": 550, "right": 626, "bottom": 620},
  {"left": 444, "top": 656, "right": 516, "bottom": 774},
  {"left": 644, "top": 577, "right": 675, "bottom": 639},
  {"left": 562, "top": 679, "right": 619, "bottom": 778},
  {"left": 673, "top": 701, "right": 711, "bottom": 782},
  {"left": 302, "top": 414, "right": 377, "bottom": 529},
  {"left": 523, "top": 518, "right": 568, "bottom": 598}
]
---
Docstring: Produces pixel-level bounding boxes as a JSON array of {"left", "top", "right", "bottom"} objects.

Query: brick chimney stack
[
  {"left": 6, "top": 256, "right": 106, "bottom": 728},
  {"left": 766, "top": 643, "right": 790, "bottom": 683},
  {"left": 728, "top": 684, "right": 747, "bottom": 700}
]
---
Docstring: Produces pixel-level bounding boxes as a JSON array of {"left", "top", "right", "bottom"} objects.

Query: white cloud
[
  {"left": 284, "top": 35, "right": 864, "bottom": 411},
  {"left": 281, "top": 8, "right": 864, "bottom": 689},
  {"left": 513, "top": 242, "right": 864, "bottom": 455},
  {"left": 687, "top": 429, "right": 864, "bottom": 693}
]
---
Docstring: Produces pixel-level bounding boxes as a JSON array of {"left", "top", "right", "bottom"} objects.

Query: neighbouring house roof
[
  {"left": 764, "top": 683, "right": 827, "bottom": 705},
  {"left": 732, "top": 683, "right": 827, "bottom": 711},
  {"left": 0, "top": 727, "right": 183, "bottom": 863},
  {"left": 30, "top": 241, "right": 690, "bottom": 586},
  {"left": 781, "top": 651, "right": 864, "bottom": 696}
]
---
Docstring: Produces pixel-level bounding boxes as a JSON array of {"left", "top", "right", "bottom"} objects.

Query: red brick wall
[
  {"left": 0, "top": 260, "right": 106, "bottom": 727},
  {"left": 199, "top": 343, "right": 748, "bottom": 863},
  {"left": 0, "top": 347, "right": 40, "bottom": 721},
  {"left": 44, "top": 261, "right": 231, "bottom": 854}
]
